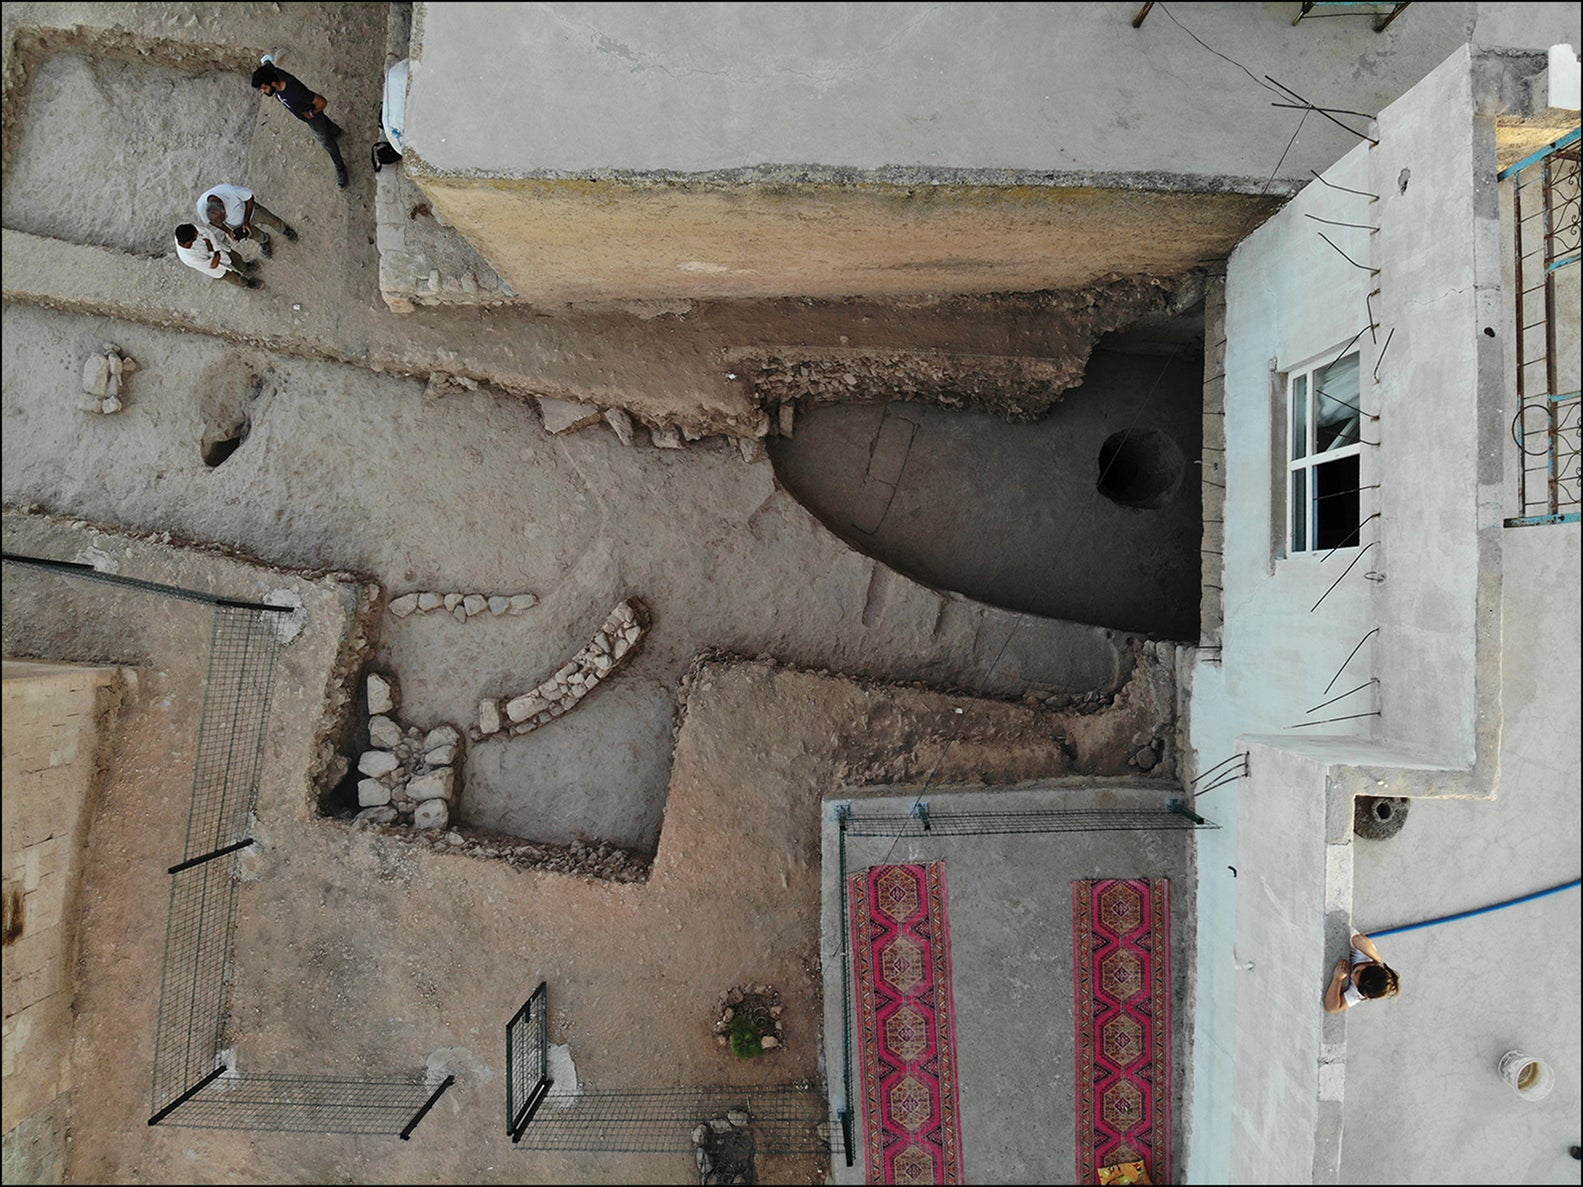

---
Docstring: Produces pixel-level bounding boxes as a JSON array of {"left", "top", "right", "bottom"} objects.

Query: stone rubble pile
[
  {"left": 80, "top": 342, "right": 138, "bottom": 414},
  {"left": 475, "top": 599, "right": 647, "bottom": 740},
  {"left": 534, "top": 395, "right": 774, "bottom": 460},
  {"left": 353, "top": 671, "right": 465, "bottom": 831},
  {"left": 691, "top": 1107, "right": 755, "bottom": 1186},
  {"left": 387, "top": 590, "right": 538, "bottom": 622}
]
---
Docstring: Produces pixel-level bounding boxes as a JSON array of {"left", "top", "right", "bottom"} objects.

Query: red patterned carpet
[
  {"left": 850, "top": 863, "right": 964, "bottom": 1184},
  {"left": 1073, "top": 878, "right": 1172, "bottom": 1184}
]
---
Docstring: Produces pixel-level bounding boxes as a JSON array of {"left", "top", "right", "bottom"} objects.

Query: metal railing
[{"left": 1502, "top": 127, "right": 1581, "bottom": 526}]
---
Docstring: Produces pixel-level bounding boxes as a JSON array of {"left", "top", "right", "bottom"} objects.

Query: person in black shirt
[{"left": 251, "top": 61, "right": 350, "bottom": 189}]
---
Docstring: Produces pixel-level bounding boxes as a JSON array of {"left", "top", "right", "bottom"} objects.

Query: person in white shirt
[
  {"left": 196, "top": 184, "right": 297, "bottom": 259},
  {"left": 1324, "top": 931, "right": 1400, "bottom": 1012},
  {"left": 174, "top": 224, "right": 261, "bottom": 289}
]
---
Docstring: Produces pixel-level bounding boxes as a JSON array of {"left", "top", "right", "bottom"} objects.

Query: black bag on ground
[{"left": 372, "top": 140, "right": 402, "bottom": 172}]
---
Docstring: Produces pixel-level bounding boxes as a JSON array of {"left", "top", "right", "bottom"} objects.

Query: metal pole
[
  {"left": 1131, "top": 2, "right": 1154, "bottom": 28},
  {"left": 148, "top": 1064, "right": 226, "bottom": 1125},
  {"left": 509, "top": 1077, "right": 551, "bottom": 1143},
  {"left": 400, "top": 1074, "right": 456, "bottom": 1140},
  {"left": 167, "top": 837, "right": 254, "bottom": 875},
  {"left": 0, "top": 552, "right": 294, "bottom": 613},
  {"left": 837, "top": 806, "right": 855, "bottom": 1168},
  {"left": 1373, "top": 3, "right": 1410, "bottom": 33}
]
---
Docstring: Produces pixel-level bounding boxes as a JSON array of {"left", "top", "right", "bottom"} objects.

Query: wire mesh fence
[
  {"left": 838, "top": 803, "right": 1220, "bottom": 837},
  {"left": 149, "top": 601, "right": 281, "bottom": 1121},
  {"left": 154, "top": 1072, "right": 442, "bottom": 1134},
  {"left": 3, "top": 552, "right": 454, "bottom": 1138},
  {"left": 511, "top": 1084, "right": 837, "bottom": 1155},
  {"left": 507, "top": 982, "right": 552, "bottom": 1141}
]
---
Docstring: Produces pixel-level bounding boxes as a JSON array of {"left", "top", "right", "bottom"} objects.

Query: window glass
[
  {"left": 1290, "top": 374, "right": 1308, "bottom": 459},
  {"left": 1292, "top": 468, "right": 1307, "bottom": 552},
  {"left": 1314, "top": 354, "right": 1361, "bottom": 451},
  {"left": 1314, "top": 455, "right": 1362, "bottom": 548},
  {"left": 1286, "top": 350, "right": 1365, "bottom": 554}
]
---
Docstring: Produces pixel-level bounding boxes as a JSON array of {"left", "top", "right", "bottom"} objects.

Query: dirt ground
[
  {"left": 1, "top": 509, "right": 1179, "bottom": 1186},
  {"left": 2, "top": 4, "right": 1197, "bottom": 1183}
]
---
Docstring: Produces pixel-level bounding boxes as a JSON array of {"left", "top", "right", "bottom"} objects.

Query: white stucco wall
[
  {"left": 1184, "top": 43, "right": 1576, "bottom": 1183},
  {"left": 1183, "top": 116, "right": 1379, "bottom": 1187}
]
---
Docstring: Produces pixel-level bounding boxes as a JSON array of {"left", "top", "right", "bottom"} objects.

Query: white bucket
[{"left": 1498, "top": 1050, "right": 1555, "bottom": 1101}]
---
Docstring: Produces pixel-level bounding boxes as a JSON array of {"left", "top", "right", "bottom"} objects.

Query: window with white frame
[{"left": 1286, "top": 351, "right": 1364, "bottom": 552}]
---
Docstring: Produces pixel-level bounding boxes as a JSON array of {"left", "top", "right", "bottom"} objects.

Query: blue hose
[{"left": 1369, "top": 878, "right": 1580, "bottom": 938}]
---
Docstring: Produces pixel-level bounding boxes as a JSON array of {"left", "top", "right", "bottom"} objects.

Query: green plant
[{"left": 728, "top": 1012, "right": 763, "bottom": 1059}]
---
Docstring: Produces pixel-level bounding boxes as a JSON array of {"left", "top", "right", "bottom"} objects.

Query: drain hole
[
  {"left": 1354, "top": 795, "right": 1410, "bottom": 840},
  {"left": 1096, "top": 428, "right": 1184, "bottom": 509},
  {"left": 202, "top": 418, "right": 249, "bottom": 467}
]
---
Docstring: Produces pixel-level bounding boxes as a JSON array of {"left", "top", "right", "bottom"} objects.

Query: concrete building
[
  {"left": 1186, "top": 40, "right": 1580, "bottom": 1185},
  {"left": 391, "top": 3, "right": 1548, "bottom": 307}
]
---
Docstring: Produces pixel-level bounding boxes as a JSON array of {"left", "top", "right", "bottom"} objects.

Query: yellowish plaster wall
[
  {"left": 2, "top": 660, "right": 122, "bottom": 1180},
  {"left": 407, "top": 175, "right": 1280, "bottom": 304}
]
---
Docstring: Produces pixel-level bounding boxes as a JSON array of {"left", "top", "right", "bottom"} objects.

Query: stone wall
[
  {"left": 1, "top": 660, "right": 125, "bottom": 1185},
  {"left": 354, "top": 671, "right": 463, "bottom": 832},
  {"left": 476, "top": 599, "right": 647, "bottom": 740}
]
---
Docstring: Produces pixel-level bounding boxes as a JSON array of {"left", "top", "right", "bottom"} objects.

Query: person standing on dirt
[
  {"left": 251, "top": 59, "right": 350, "bottom": 189},
  {"left": 197, "top": 184, "right": 298, "bottom": 259},
  {"left": 173, "top": 224, "right": 262, "bottom": 289}
]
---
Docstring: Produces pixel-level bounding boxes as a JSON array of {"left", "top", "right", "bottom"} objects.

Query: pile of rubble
[
  {"left": 79, "top": 343, "right": 138, "bottom": 414},
  {"left": 476, "top": 598, "right": 647, "bottom": 740},
  {"left": 387, "top": 589, "right": 537, "bottom": 622},
  {"left": 354, "top": 672, "right": 465, "bottom": 830},
  {"left": 691, "top": 1108, "right": 755, "bottom": 1186}
]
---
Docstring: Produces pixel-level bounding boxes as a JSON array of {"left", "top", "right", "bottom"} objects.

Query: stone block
[
  {"left": 443, "top": 593, "right": 463, "bottom": 612},
  {"left": 508, "top": 594, "right": 537, "bottom": 614},
  {"left": 478, "top": 699, "right": 501, "bottom": 735},
  {"left": 487, "top": 595, "right": 510, "bottom": 615},
  {"left": 424, "top": 725, "right": 461, "bottom": 750},
  {"left": 82, "top": 354, "right": 111, "bottom": 396},
  {"left": 537, "top": 397, "right": 603, "bottom": 434},
  {"left": 407, "top": 769, "right": 455, "bottom": 802},
  {"left": 358, "top": 750, "right": 399, "bottom": 777},
  {"left": 413, "top": 799, "right": 449, "bottom": 829},
  {"left": 368, "top": 715, "right": 402, "bottom": 749},
  {"left": 366, "top": 672, "right": 398, "bottom": 715},
  {"left": 425, "top": 744, "right": 456, "bottom": 767},
  {"left": 506, "top": 692, "right": 553, "bottom": 722},
  {"left": 388, "top": 593, "right": 419, "bottom": 618},
  {"left": 358, "top": 779, "right": 392, "bottom": 807},
  {"left": 604, "top": 407, "right": 635, "bottom": 445},
  {"left": 417, "top": 592, "right": 443, "bottom": 612},
  {"left": 463, "top": 594, "right": 487, "bottom": 616}
]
